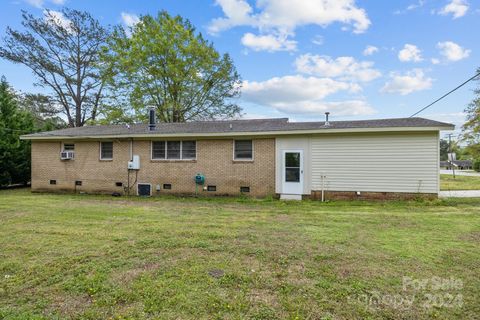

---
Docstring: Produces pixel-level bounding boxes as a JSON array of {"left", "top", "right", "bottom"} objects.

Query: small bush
[{"left": 473, "top": 159, "right": 480, "bottom": 172}]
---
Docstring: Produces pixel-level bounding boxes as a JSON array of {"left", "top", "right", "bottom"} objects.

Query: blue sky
[{"left": 1, "top": 0, "right": 479, "bottom": 132}]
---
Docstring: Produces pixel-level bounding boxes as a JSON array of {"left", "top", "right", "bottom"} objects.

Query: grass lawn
[
  {"left": 0, "top": 189, "right": 479, "bottom": 319},
  {"left": 441, "top": 174, "right": 480, "bottom": 190}
]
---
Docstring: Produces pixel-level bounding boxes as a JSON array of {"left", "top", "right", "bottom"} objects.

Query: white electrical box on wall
[{"left": 128, "top": 155, "right": 140, "bottom": 170}]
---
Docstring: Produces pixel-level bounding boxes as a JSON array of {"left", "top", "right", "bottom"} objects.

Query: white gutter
[{"left": 20, "top": 125, "right": 455, "bottom": 140}]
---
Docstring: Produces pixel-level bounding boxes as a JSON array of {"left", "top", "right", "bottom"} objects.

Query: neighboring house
[
  {"left": 21, "top": 115, "right": 454, "bottom": 200},
  {"left": 440, "top": 160, "right": 473, "bottom": 170}
]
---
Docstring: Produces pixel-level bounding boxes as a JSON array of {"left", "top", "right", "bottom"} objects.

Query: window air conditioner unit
[{"left": 60, "top": 151, "right": 74, "bottom": 160}]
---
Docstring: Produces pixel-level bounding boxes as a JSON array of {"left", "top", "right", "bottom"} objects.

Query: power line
[{"left": 409, "top": 71, "right": 480, "bottom": 118}]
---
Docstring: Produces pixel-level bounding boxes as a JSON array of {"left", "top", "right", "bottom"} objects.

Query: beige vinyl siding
[{"left": 310, "top": 132, "right": 439, "bottom": 194}]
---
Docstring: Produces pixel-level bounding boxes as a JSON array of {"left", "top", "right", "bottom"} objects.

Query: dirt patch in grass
[
  {"left": 112, "top": 262, "right": 161, "bottom": 285},
  {"left": 459, "top": 231, "right": 480, "bottom": 243},
  {"left": 45, "top": 293, "right": 91, "bottom": 319}
]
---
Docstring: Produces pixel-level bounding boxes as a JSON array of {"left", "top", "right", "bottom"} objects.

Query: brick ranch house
[{"left": 21, "top": 115, "right": 454, "bottom": 200}]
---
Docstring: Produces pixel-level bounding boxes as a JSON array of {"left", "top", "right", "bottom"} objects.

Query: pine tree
[{"left": 0, "top": 76, "right": 34, "bottom": 186}]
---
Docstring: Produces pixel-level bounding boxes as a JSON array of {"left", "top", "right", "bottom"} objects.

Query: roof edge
[{"left": 21, "top": 125, "right": 455, "bottom": 140}]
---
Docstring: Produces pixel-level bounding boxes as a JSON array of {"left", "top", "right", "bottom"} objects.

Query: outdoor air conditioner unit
[{"left": 60, "top": 151, "right": 74, "bottom": 160}]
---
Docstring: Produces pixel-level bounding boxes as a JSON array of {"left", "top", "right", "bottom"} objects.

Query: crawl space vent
[{"left": 137, "top": 184, "right": 151, "bottom": 196}]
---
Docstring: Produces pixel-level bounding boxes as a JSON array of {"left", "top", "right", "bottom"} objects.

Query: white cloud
[
  {"left": 363, "top": 45, "right": 378, "bottom": 56},
  {"left": 25, "top": 0, "right": 65, "bottom": 7},
  {"left": 311, "top": 35, "right": 324, "bottom": 46},
  {"left": 209, "top": 0, "right": 371, "bottom": 34},
  {"left": 381, "top": 69, "right": 433, "bottom": 95},
  {"left": 209, "top": 0, "right": 370, "bottom": 51},
  {"left": 295, "top": 54, "right": 381, "bottom": 82},
  {"left": 431, "top": 58, "right": 441, "bottom": 64},
  {"left": 26, "top": 0, "right": 44, "bottom": 6},
  {"left": 43, "top": 10, "right": 73, "bottom": 32},
  {"left": 209, "top": 0, "right": 256, "bottom": 33},
  {"left": 407, "top": 0, "right": 425, "bottom": 11},
  {"left": 437, "top": 41, "right": 471, "bottom": 61},
  {"left": 398, "top": 44, "right": 423, "bottom": 62},
  {"left": 439, "top": 0, "right": 469, "bottom": 19},
  {"left": 241, "top": 32, "right": 297, "bottom": 52},
  {"left": 267, "top": 100, "right": 375, "bottom": 116},
  {"left": 121, "top": 12, "right": 140, "bottom": 28},
  {"left": 241, "top": 75, "right": 373, "bottom": 116},
  {"left": 394, "top": 0, "right": 425, "bottom": 14}
]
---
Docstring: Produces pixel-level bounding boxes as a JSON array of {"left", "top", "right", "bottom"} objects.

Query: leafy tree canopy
[
  {"left": 101, "top": 11, "right": 242, "bottom": 123},
  {"left": 462, "top": 67, "right": 480, "bottom": 157},
  {"left": 0, "top": 76, "right": 34, "bottom": 186}
]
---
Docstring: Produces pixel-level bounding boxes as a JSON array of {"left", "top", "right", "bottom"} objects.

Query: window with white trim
[
  {"left": 151, "top": 141, "right": 196, "bottom": 160},
  {"left": 234, "top": 140, "right": 253, "bottom": 160},
  {"left": 167, "top": 141, "right": 181, "bottom": 159},
  {"left": 152, "top": 141, "right": 165, "bottom": 159},
  {"left": 181, "top": 141, "right": 196, "bottom": 160},
  {"left": 63, "top": 143, "right": 75, "bottom": 151},
  {"left": 100, "top": 142, "right": 113, "bottom": 160}
]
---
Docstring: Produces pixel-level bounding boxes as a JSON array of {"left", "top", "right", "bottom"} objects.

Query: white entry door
[{"left": 282, "top": 150, "right": 304, "bottom": 195}]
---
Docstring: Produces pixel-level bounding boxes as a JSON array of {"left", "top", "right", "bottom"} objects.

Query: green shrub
[{"left": 473, "top": 159, "right": 480, "bottom": 172}]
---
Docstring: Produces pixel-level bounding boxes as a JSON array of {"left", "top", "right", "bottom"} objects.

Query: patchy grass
[
  {"left": 441, "top": 174, "right": 480, "bottom": 190},
  {"left": 0, "top": 189, "right": 479, "bottom": 319}
]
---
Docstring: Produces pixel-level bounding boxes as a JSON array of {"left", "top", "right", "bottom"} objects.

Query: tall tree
[
  {"left": 102, "top": 11, "right": 241, "bottom": 123},
  {"left": 462, "top": 67, "right": 480, "bottom": 158},
  {"left": 18, "top": 93, "right": 66, "bottom": 130},
  {"left": 0, "top": 77, "right": 34, "bottom": 186},
  {"left": 0, "top": 8, "right": 110, "bottom": 127}
]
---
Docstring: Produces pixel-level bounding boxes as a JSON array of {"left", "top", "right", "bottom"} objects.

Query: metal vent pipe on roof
[
  {"left": 325, "top": 112, "right": 330, "bottom": 126},
  {"left": 149, "top": 108, "right": 156, "bottom": 131}
]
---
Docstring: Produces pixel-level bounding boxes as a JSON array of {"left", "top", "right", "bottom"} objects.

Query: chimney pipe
[
  {"left": 325, "top": 112, "right": 330, "bottom": 126},
  {"left": 149, "top": 108, "right": 156, "bottom": 131}
]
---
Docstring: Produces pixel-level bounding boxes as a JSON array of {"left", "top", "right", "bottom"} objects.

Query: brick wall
[{"left": 31, "top": 139, "right": 276, "bottom": 197}]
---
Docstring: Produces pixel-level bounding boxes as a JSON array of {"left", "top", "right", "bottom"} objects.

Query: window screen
[
  {"left": 167, "top": 141, "right": 181, "bottom": 159},
  {"left": 63, "top": 143, "right": 75, "bottom": 151},
  {"left": 152, "top": 141, "right": 165, "bottom": 159},
  {"left": 100, "top": 142, "right": 113, "bottom": 159},
  {"left": 182, "top": 141, "right": 196, "bottom": 159},
  {"left": 234, "top": 140, "right": 253, "bottom": 160},
  {"left": 152, "top": 141, "right": 196, "bottom": 160}
]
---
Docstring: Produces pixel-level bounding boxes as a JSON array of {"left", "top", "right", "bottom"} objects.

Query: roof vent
[
  {"left": 148, "top": 108, "right": 156, "bottom": 131},
  {"left": 325, "top": 112, "right": 330, "bottom": 126}
]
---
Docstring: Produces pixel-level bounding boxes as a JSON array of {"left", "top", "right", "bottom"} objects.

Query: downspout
[
  {"left": 127, "top": 138, "right": 133, "bottom": 196},
  {"left": 130, "top": 138, "right": 133, "bottom": 161}
]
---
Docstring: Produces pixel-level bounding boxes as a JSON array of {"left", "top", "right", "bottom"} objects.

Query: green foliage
[
  {"left": 439, "top": 139, "right": 449, "bottom": 161},
  {"left": 473, "top": 159, "right": 480, "bottom": 172},
  {"left": 0, "top": 77, "right": 34, "bottom": 186},
  {"left": 440, "top": 138, "right": 467, "bottom": 161},
  {"left": 462, "top": 67, "right": 480, "bottom": 157},
  {"left": 18, "top": 93, "right": 66, "bottom": 131},
  {"left": 101, "top": 11, "right": 241, "bottom": 123}
]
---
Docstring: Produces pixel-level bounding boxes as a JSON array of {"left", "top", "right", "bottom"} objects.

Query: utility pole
[{"left": 447, "top": 133, "right": 456, "bottom": 179}]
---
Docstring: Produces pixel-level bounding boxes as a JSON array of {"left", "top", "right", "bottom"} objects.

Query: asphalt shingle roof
[{"left": 21, "top": 117, "right": 454, "bottom": 139}]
